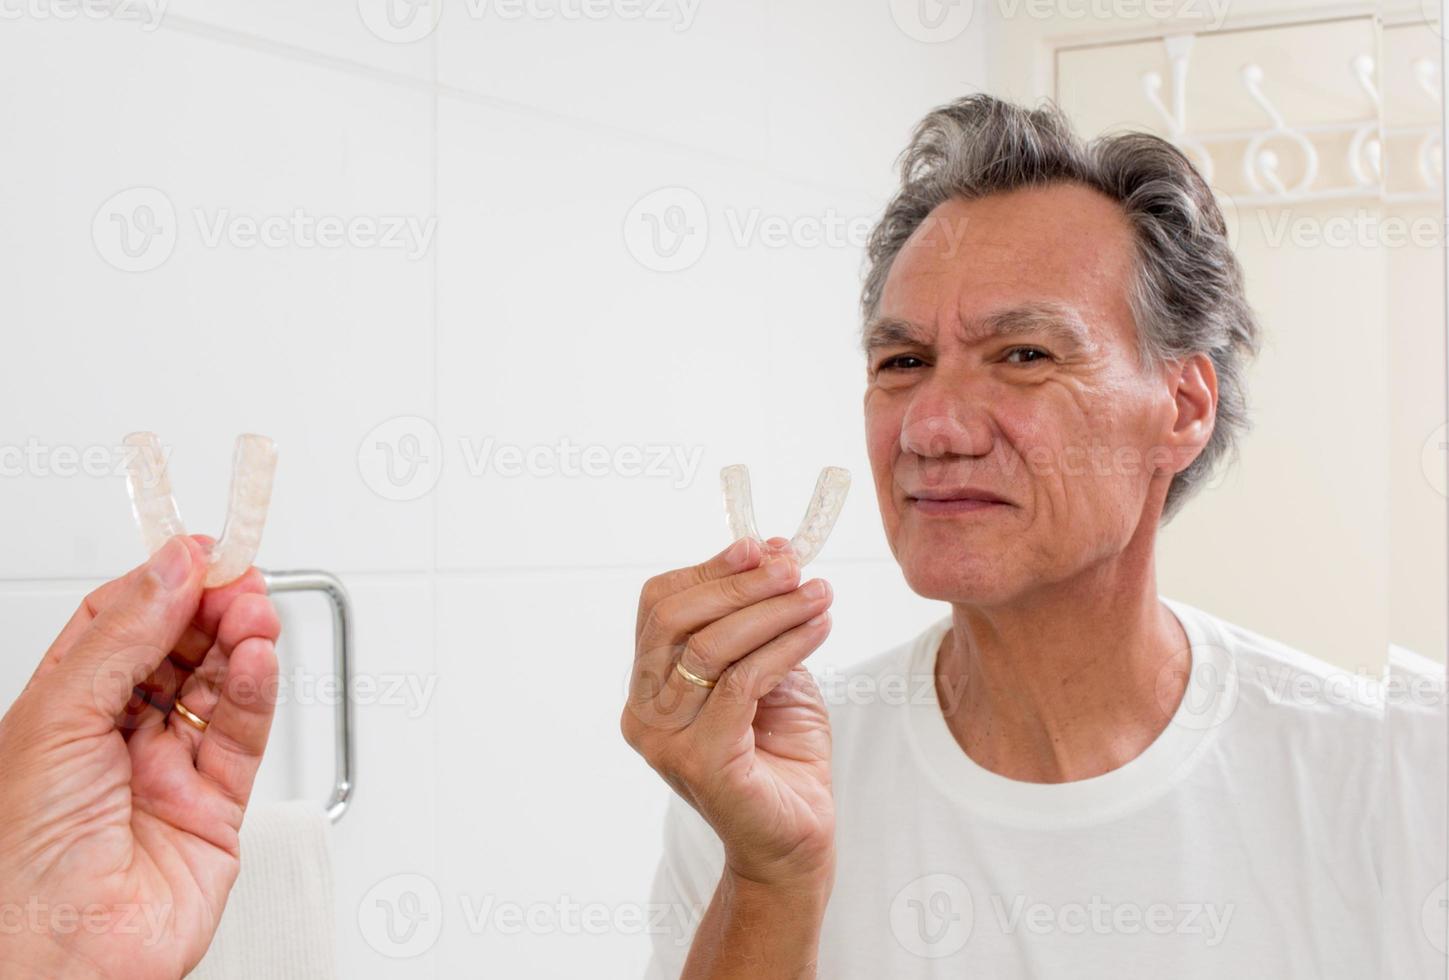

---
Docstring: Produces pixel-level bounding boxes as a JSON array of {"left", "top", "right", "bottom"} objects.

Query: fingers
[
  {"left": 51, "top": 536, "right": 208, "bottom": 721},
  {"left": 196, "top": 624, "right": 281, "bottom": 813},
  {"left": 24, "top": 534, "right": 221, "bottom": 695},
  {"left": 630, "top": 552, "right": 802, "bottom": 725},
  {"left": 635, "top": 536, "right": 765, "bottom": 637},
  {"left": 651, "top": 576, "right": 834, "bottom": 727},
  {"left": 692, "top": 610, "right": 833, "bottom": 744},
  {"left": 25, "top": 560, "right": 157, "bottom": 693},
  {"left": 165, "top": 591, "right": 281, "bottom": 759},
  {"left": 676, "top": 578, "right": 833, "bottom": 684},
  {"left": 638, "top": 540, "right": 800, "bottom": 656},
  {"left": 133, "top": 567, "right": 269, "bottom": 720}
]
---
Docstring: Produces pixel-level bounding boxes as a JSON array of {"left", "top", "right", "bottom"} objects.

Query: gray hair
[{"left": 861, "top": 94, "right": 1262, "bottom": 524}]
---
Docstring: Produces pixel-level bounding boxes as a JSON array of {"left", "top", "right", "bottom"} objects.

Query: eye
[
  {"left": 877, "top": 354, "right": 927, "bottom": 372},
  {"left": 1004, "top": 346, "right": 1050, "bottom": 364}
]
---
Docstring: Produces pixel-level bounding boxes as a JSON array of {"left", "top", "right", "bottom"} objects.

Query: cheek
[
  {"left": 995, "top": 396, "right": 1075, "bottom": 495},
  {"left": 1019, "top": 382, "right": 1152, "bottom": 524},
  {"left": 863, "top": 394, "right": 899, "bottom": 474},
  {"left": 998, "top": 386, "right": 1121, "bottom": 517},
  {"left": 863, "top": 393, "right": 904, "bottom": 525}
]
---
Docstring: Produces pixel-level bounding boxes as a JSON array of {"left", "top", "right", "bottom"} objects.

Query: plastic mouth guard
[
  {"left": 123, "top": 432, "right": 278, "bottom": 587},
  {"left": 720, "top": 464, "right": 851, "bottom": 566}
]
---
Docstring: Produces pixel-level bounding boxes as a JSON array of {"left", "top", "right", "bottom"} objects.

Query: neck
[{"left": 935, "top": 535, "right": 1189, "bottom": 784}]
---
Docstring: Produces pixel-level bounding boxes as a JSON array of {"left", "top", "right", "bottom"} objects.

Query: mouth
[{"left": 905, "top": 488, "right": 1013, "bottom": 516}]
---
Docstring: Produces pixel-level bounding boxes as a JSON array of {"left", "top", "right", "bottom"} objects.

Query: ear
[{"left": 1160, "top": 353, "right": 1217, "bottom": 476}]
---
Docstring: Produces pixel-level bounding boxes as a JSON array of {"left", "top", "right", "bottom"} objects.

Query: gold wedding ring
[
  {"left": 171, "top": 698, "right": 209, "bottom": 732},
  {"left": 674, "top": 659, "right": 717, "bottom": 689}
]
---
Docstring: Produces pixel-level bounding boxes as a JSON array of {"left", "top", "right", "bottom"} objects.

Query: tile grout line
[
  {"left": 153, "top": 12, "right": 436, "bottom": 93},
  {"left": 0, "top": 556, "right": 903, "bottom": 588},
  {"left": 147, "top": 13, "right": 885, "bottom": 203},
  {"left": 427, "top": 23, "right": 443, "bottom": 937},
  {"left": 431, "top": 83, "right": 887, "bottom": 202}
]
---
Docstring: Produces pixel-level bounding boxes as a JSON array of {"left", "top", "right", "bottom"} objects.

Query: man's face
[{"left": 863, "top": 183, "right": 1197, "bottom": 605}]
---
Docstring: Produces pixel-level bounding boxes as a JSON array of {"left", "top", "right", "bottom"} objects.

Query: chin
[{"left": 896, "top": 544, "right": 1022, "bottom": 606}]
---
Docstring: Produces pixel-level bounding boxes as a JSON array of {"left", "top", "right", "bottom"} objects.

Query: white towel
[{"left": 188, "top": 801, "right": 337, "bottom": 980}]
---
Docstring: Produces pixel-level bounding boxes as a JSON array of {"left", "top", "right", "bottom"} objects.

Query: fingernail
[
  {"left": 803, "top": 579, "right": 830, "bottom": 600},
  {"left": 151, "top": 536, "right": 193, "bottom": 589},
  {"left": 762, "top": 544, "right": 796, "bottom": 567},
  {"left": 807, "top": 611, "right": 830, "bottom": 627},
  {"left": 766, "top": 557, "right": 796, "bottom": 580},
  {"left": 725, "top": 537, "right": 751, "bottom": 565}
]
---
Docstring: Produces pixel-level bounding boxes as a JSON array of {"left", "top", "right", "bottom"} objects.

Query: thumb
[{"left": 58, "top": 535, "right": 208, "bottom": 720}]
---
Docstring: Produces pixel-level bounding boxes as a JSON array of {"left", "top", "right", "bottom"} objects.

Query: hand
[
  {"left": 622, "top": 536, "right": 836, "bottom": 891},
  {"left": 0, "top": 535, "right": 282, "bottom": 979}
]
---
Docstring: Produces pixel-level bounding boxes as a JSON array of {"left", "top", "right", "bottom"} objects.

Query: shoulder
[
  {"left": 1174, "top": 598, "right": 1385, "bottom": 728},
  {"left": 1163, "top": 597, "right": 1388, "bottom": 798}
]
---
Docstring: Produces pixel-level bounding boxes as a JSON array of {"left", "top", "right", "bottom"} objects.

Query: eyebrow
[{"left": 862, "top": 301, "right": 1094, "bottom": 356}]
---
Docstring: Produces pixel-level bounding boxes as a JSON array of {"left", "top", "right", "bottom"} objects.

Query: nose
[{"left": 898, "top": 382, "right": 994, "bottom": 460}]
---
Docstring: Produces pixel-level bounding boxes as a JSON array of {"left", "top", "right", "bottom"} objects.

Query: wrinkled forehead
[{"left": 872, "top": 183, "right": 1139, "bottom": 350}]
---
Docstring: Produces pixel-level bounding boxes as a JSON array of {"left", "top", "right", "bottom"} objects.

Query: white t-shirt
[{"left": 643, "top": 595, "right": 1447, "bottom": 979}]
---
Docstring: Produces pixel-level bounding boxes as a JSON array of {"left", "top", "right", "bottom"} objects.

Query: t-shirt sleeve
[
  {"left": 642, "top": 790, "right": 728, "bottom": 980},
  {"left": 1377, "top": 645, "right": 1447, "bottom": 979}
]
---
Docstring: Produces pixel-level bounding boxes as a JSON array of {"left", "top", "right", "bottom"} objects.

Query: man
[{"left": 621, "top": 95, "right": 1446, "bottom": 977}]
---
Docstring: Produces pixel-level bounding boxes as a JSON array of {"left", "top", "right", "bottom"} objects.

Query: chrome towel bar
[{"left": 260, "top": 570, "right": 355, "bottom": 824}]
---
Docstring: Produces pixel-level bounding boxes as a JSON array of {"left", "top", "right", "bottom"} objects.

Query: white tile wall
[
  {"left": 0, "top": 15, "right": 436, "bottom": 579},
  {"left": 0, "top": 4, "right": 988, "bottom": 976},
  {"left": 161, "top": 0, "right": 437, "bottom": 79},
  {"left": 436, "top": 0, "right": 772, "bottom": 163},
  {"left": 759, "top": 2, "right": 990, "bottom": 189},
  {"left": 433, "top": 571, "right": 663, "bottom": 977}
]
